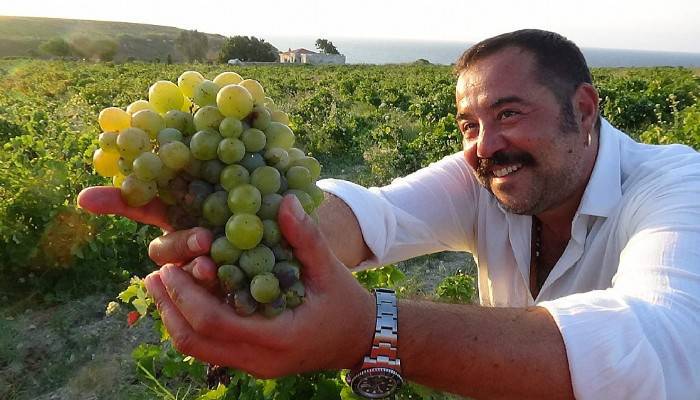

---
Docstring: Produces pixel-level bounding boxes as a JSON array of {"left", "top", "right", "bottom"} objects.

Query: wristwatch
[{"left": 345, "top": 288, "right": 403, "bottom": 399}]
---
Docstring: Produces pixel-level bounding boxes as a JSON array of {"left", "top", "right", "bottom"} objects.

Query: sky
[{"left": 1, "top": 0, "right": 699, "bottom": 53}]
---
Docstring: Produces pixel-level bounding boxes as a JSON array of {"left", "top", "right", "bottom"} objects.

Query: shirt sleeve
[
  {"left": 317, "top": 152, "right": 480, "bottom": 270},
  {"left": 540, "top": 179, "right": 700, "bottom": 399}
]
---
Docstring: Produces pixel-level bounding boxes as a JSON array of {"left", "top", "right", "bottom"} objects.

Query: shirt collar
[{"left": 578, "top": 118, "right": 622, "bottom": 218}]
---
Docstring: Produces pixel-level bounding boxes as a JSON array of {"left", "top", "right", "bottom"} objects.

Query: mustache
[{"left": 476, "top": 151, "right": 535, "bottom": 179}]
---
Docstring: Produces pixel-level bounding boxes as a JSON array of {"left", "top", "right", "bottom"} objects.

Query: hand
[
  {"left": 76, "top": 186, "right": 217, "bottom": 285},
  {"left": 143, "top": 195, "right": 376, "bottom": 377}
]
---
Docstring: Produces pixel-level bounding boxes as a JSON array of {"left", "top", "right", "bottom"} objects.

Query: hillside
[{"left": 0, "top": 16, "right": 228, "bottom": 61}]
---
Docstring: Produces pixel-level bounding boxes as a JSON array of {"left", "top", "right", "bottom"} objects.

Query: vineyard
[{"left": 0, "top": 60, "right": 698, "bottom": 399}]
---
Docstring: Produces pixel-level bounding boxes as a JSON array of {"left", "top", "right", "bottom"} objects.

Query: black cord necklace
[{"left": 530, "top": 217, "right": 543, "bottom": 298}]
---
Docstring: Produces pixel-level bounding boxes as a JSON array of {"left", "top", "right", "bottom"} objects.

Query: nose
[{"left": 475, "top": 123, "right": 507, "bottom": 159}]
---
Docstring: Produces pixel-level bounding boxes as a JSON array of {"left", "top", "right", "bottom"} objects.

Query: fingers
[
  {"left": 77, "top": 186, "right": 172, "bottom": 231},
  {"left": 277, "top": 195, "right": 340, "bottom": 284},
  {"left": 149, "top": 227, "right": 213, "bottom": 266},
  {"left": 181, "top": 255, "right": 218, "bottom": 290},
  {"left": 156, "top": 265, "right": 291, "bottom": 347},
  {"left": 143, "top": 272, "right": 274, "bottom": 373}
]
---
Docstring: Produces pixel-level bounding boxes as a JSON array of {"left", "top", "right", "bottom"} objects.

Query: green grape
[
  {"left": 190, "top": 129, "right": 222, "bottom": 160},
  {"left": 227, "top": 184, "right": 261, "bottom": 214},
  {"left": 193, "top": 80, "right": 220, "bottom": 107},
  {"left": 158, "top": 141, "right": 191, "bottom": 170},
  {"left": 211, "top": 236, "right": 242, "bottom": 265},
  {"left": 286, "top": 166, "right": 312, "bottom": 189},
  {"left": 183, "top": 157, "right": 202, "bottom": 177},
  {"left": 241, "top": 128, "right": 266, "bottom": 152},
  {"left": 158, "top": 187, "right": 177, "bottom": 205},
  {"left": 203, "top": 191, "right": 232, "bottom": 226},
  {"left": 156, "top": 166, "right": 177, "bottom": 188},
  {"left": 287, "top": 147, "right": 306, "bottom": 163},
  {"left": 200, "top": 159, "right": 225, "bottom": 184},
  {"left": 285, "top": 189, "right": 315, "bottom": 213},
  {"left": 262, "top": 295, "right": 286, "bottom": 318},
  {"left": 250, "top": 106, "right": 271, "bottom": 130},
  {"left": 258, "top": 193, "right": 283, "bottom": 220},
  {"left": 240, "top": 152, "right": 265, "bottom": 172},
  {"left": 118, "top": 156, "right": 134, "bottom": 175},
  {"left": 92, "top": 148, "right": 120, "bottom": 177},
  {"left": 285, "top": 280, "right": 305, "bottom": 308},
  {"left": 194, "top": 105, "right": 224, "bottom": 132},
  {"left": 98, "top": 131, "right": 119, "bottom": 153},
  {"left": 227, "top": 288, "right": 258, "bottom": 316},
  {"left": 218, "top": 264, "right": 247, "bottom": 293},
  {"left": 264, "top": 147, "right": 290, "bottom": 171},
  {"left": 262, "top": 219, "right": 281, "bottom": 247},
  {"left": 216, "top": 84, "right": 254, "bottom": 119},
  {"left": 250, "top": 273, "right": 280, "bottom": 303},
  {"left": 250, "top": 166, "right": 281, "bottom": 195},
  {"left": 184, "top": 180, "right": 213, "bottom": 214},
  {"left": 270, "top": 110, "right": 290, "bottom": 125},
  {"left": 273, "top": 261, "right": 300, "bottom": 289},
  {"left": 240, "top": 79, "right": 265, "bottom": 105},
  {"left": 121, "top": 174, "right": 157, "bottom": 207},
  {"left": 271, "top": 242, "right": 293, "bottom": 261},
  {"left": 219, "top": 116, "right": 243, "bottom": 139},
  {"left": 213, "top": 71, "right": 243, "bottom": 86},
  {"left": 163, "top": 110, "right": 193, "bottom": 133},
  {"left": 226, "top": 213, "right": 263, "bottom": 250},
  {"left": 279, "top": 175, "right": 289, "bottom": 193},
  {"left": 263, "top": 96, "right": 276, "bottom": 110},
  {"left": 217, "top": 138, "right": 246, "bottom": 164},
  {"left": 149, "top": 80, "right": 184, "bottom": 113},
  {"left": 239, "top": 245, "right": 275, "bottom": 278},
  {"left": 220, "top": 164, "right": 250, "bottom": 190},
  {"left": 181, "top": 96, "right": 194, "bottom": 113},
  {"left": 98, "top": 107, "right": 130, "bottom": 132},
  {"left": 177, "top": 70, "right": 205, "bottom": 98},
  {"left": 264, "top": 122, "right": 295, "bottom": 150},
  {"left": 291, "top": 156, "right": 321, "bottom": 180},
  {"left": 126, "top": 100, "right": 156, "bottom": 115},
  {"left": 304, "top": 183, "right": 325, "bottom": 207},
  {"left": 157, "top": 127, "right": 183, "bottom": 145},
  {"left": 131, "top": 109, "right": 165, "bottom": 140},
  {"left": 133, "top": 152, "right": 163, "bottom": 181},
  {"left": 112, "top": 173, "right": 126, "bottom": 188},
  {"left": 116, "top": 127, "right": 150, "bottom": 158}
]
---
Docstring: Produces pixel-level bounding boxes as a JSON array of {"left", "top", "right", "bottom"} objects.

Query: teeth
[{"left": 493, "top": 163, "right": 522, "bottom": 178}]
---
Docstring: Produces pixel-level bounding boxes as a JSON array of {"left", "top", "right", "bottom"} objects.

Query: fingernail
[
  {"left": 187, "top": 233, "right": 202, "bottom": 252},
  {"left": 289, "top": 195, "right": 306, "bottom": 220}
]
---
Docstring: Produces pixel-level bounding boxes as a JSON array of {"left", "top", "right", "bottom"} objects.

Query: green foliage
[
  {"left": 177, "top": 30, "right": 209, "bottom": 63},
  {"left": 436, "top": 271, "right": 477, "bottom": 303},
  {"left": 218, "top": 36, "right": 278, "bottom": 63},
  {"left": 69, "top": 36, "right": 119, "bottom": 61},
  {"left": 39, "top": 37, "right": 72, "bottom": 58},
  {"left": 315, "top": 39, "right": 340, "bottom": 55}
]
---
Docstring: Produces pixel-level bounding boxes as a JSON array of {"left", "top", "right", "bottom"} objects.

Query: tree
[
  {"left": 68, "top": 36, "right": 118, "bottom": 61},
  {"left": 39, "top": 38, "right": 72, "bottom": 58},
  {"left": 315, "top": 38, "right": 339, "bottom": 55},
  {"left": 217, "top": 36, "right": 279, "bottom": 63},
  {"left": 176, "top": 30, "right": 209, "bottom": 62}
]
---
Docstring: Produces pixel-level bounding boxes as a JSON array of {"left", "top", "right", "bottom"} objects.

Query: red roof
[{"left": 281, "top": 48, "right": 317, "bottom": 55}]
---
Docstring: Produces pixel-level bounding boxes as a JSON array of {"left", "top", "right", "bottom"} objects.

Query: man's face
[{"left": 456, "top": 47, "right": 591, "bottom": 215}]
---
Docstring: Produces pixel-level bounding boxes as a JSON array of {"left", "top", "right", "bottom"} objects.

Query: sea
[{"left": 268, "top": 36, "right": 700, "bottom": 67}]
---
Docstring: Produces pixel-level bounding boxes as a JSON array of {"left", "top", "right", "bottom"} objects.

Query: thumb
[{"left": 277, "top": 194, "right": 341, "bottom": 285}]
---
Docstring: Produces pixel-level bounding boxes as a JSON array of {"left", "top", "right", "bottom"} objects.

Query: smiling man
[{"left": 78, "top": 29, "right": 700, "bottom": 399}]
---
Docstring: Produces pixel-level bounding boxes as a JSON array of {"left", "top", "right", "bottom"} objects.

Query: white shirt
[{"left": 317, "top": 119, "right": 700, "bottom": 399}]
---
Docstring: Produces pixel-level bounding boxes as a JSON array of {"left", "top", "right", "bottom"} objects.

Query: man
[{"left": 78, "top": 30, "right": 700, "bottom": 399}]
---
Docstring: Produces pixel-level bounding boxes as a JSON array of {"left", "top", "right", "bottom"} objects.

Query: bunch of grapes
[{"left": 92, "top": 70, "right": 323, "bottom": 318}]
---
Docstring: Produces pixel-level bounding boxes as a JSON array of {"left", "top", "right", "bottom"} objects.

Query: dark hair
[{"left": 455, "top": 29, "right": 600, "bottom": 132}]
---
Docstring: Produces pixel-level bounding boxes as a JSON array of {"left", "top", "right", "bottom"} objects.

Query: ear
[{"left": 573, "top": 83, "right": 600, "bottom": 134}]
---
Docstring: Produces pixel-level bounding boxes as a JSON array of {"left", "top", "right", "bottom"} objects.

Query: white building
[{"left": 279, "top": 48, "right": 346, "bottom": 65}]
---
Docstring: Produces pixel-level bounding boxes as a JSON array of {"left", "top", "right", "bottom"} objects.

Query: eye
[
  {"left": 460, "top": 121, "right": 479, "bottom": 137},
  {"left": 498, "top": 110, "right": 520, "bottom": 120}
]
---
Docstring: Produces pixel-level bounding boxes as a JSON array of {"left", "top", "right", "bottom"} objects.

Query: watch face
[{"left": 351, "top": 368, "right": 403, "bottom": 399}]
